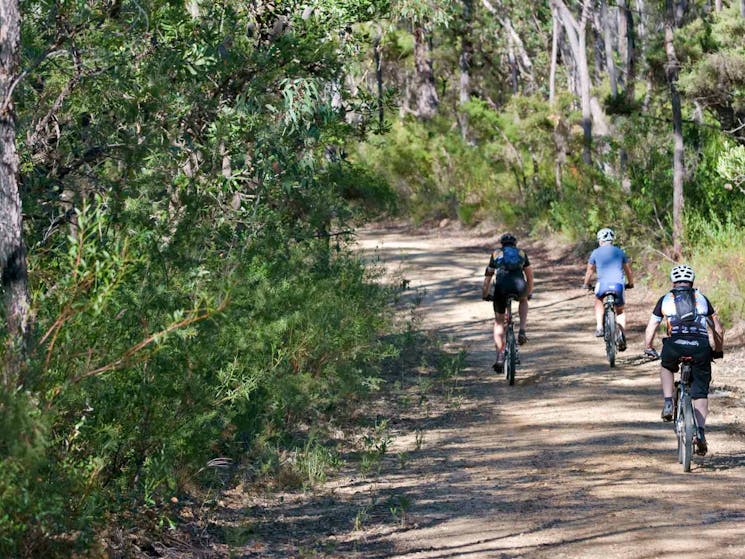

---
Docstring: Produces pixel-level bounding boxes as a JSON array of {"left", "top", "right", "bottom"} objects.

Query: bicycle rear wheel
[
  {"left": 505, "top": 328, "right": 516, "bottom": 386},
  {"left": 675, "top": 389, "right": 684, "bottom": 464},
  {"left": 603, "top": 307, "right": 617, "bottom": 368},
  {"left": 681, "top": 394, "right": 694, "bottom": 472}
]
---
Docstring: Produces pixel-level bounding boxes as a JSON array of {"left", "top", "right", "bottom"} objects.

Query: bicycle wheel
[
  {"left": 505, "top": 328, "right": 516, "bottom": 386},
  {"left": 681, "top": 394, "right": 694, "bottom": 472},
  {"left": 675, "top": 389, "right": 684, "bottom": 464},
  {"left": 603, "top": 307, "right": 617, "bottom": 367}
]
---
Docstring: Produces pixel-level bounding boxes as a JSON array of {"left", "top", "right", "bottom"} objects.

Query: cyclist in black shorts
[
  {"left": 644, "top": 264, "right": 724, "bottom": 455},
  {"left": 481, "top": 233, "right": 534, "bottom": 371}
]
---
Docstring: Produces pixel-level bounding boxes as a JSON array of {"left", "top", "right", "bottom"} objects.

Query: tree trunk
[
  {"left": 577, "top": 0, "right": 593, "bottom": 165},
  {"left": 0, "top": 0, "right": 30, "bottom": 388},
  {"left": 714, "top": 0, "right": 722, "bottom": 12},
  {"left": 373, "top": 26, "right": 384, "bottom": 130},
  {"left": 665, "top": 0, "right": 684, "bottom": 261},
  {"left": 481, "top": 1, "right": 536, "bottom": 92},
  {"left": 551, "top": 0, "right": 594, "bottom": 165},
  {"left": 413, "top": 25, "right": 439, "bottom": 119},
  {"left": 549, "top": 7, "right": 560, "bottom": 104},
  {"left": 600, "top": 0, "right": 618, "bottom": 97},
  {"left": 458, "top": 0, "right": 473, "bottom": 139},
  {"left": 741, "top": 0, "right": 745, "bottom": 19},
  {"left": 618, "top": 0, "right": 636, "bottom": 103}
]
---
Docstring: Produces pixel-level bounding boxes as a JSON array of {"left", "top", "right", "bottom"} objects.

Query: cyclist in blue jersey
[
  {"left": 581, "top": 228, "right": 634, "bottom": 350},
  {"left": 644, "top": 264, "right": 724, "bottom": 455}
]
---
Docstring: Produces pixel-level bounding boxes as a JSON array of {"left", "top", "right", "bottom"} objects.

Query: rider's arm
[
  {"left": 622, "top": 262, "right": 634, "bottom": 286},
  {"left": 524, "top": 265, "right": 534, "bottom": 296},
  {"left": 482, "top": 269, "right": 494, "bottom": 299},
  {"left": 709, "top": 313, "right": 724, "bottom": 352},
  {"left": 582, "top": 263, "right": 595, "bottom": 287},
  {"left": 644, "top": 315, "right": 661, "bottom": 349}
]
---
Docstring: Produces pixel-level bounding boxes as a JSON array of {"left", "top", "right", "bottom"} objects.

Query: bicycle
[
  {"left": 645, "top": 348, "right": 699, "bottom": 472},
  {"left": 502, "top": 294, "right": 519, "bottom": 386},
  {"left": 601, "top": 290, "right": 620, "bottom": 367},
  {"left": 586, "top": 284, "right": 632, "bottom": 368},
  {"left": 484, "top": 286, "right": 521, "bottom": 386}
]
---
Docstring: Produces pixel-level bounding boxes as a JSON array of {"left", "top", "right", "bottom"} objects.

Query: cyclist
[
  {"left": 481, "top": 232, "right": 534, "bottom": 371},
  {"left": 644, "top": 264, "right": 724, "bottom": 456},
  {"left": 581, "top": 228, "right": 634, "bottom": 350}
]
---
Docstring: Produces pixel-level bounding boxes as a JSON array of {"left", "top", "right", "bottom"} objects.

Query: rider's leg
[
  {"left": 660, "top": 365, "right": 675, "bottom": 399},
  {"left": 493, "top": 313, "right": 506, "bottom": 354},
  {"left": 594, "top": 297, "right": 603, "bottom": 332},
  {"left": 660, "top": 365, "right": 675, "bottom": 421},
  {"left": 693, "top": 397, "right": 708, "bottom": 428},
  {"left": 616, "top": 305, "right": 626, "bottom": 330},
  {"left": 518, "top": 298, "right": 528, "bottom": 329},
  {"left": 517, "top": 298, "right": 528, "bottom": 343}
]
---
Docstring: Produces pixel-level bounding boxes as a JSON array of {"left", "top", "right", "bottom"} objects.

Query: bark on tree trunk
[
  {"left": 549, "top": 7, "right": 560, "bottom": 104},
  {"left": 665, "top": 0, "right": 684, "bottom": 261},
  {"left": 618, "top": 0, "right": 636, "bottom": 103},
  {"left": 551, "top": 0, "right": 594, "bottom": 164},
  {"left": 413, "top": 25, "right": 439, "bottom": 120},
  {"left": 741, "top": 0, "right": 745, "bottom": 18},
  {"left": 577, "top": 0, "right": 593, "bottom": 165},
  {"left": 373, "top": 26, "right": 385, "bottom": 130},
  {"left": 458, "top": 0, "right": 473, "bottom": 139},
  {"left": 600, "top": 0, "right": 618, "bottom": 97},
  {"left": 714, "top": 0, "right": 722, "bottom": 11},
  {"left": 481, "top": 1, "right": 536, "bottom": 92},
  {"left": 0, "top": 0, "right": 30, "bottom": 388}
]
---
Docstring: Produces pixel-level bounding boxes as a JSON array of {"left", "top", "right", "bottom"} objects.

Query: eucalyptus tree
[
  {"left": 393, "top": 0, "right": 451, "bottom": 119},
  {"left": 551, "top": 0, "right": 594, "bottom": 164},
  {"left": 663, "top": 0, "right": 685, "bottom": 260},
  {"left": 0, "top": 0, "right": 29, "bottom": 386}
]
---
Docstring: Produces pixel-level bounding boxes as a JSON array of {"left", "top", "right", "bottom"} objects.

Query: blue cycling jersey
[{"left": 588, "top": 245, "right": 628, "bottom": 284}]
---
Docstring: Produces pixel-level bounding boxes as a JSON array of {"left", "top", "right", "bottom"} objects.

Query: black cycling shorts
[
  {"left": 492, "top": 274, "right": 528, "bottom": 315},
  {"left": 661, "top": 336, "right": 712, "bottom": 399}
]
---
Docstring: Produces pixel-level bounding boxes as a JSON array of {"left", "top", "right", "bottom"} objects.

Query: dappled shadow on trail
[{"left": 217, "top": 228, "right": 745, "bottom": 559}]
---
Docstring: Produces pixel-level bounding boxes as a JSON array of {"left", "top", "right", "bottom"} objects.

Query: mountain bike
[
  {"left": 601, "top": 290, "right": 620, "bottom": 367},
  {"left": 674, "top": 356, "right": 698, "bottom": 472},
  {"left": 588, "top": 284, "right": 631, "bottom": 368},
  {"left": 502, "top": 294, "right": 519, "bottom": 386},
  {"left": 484, "top": 287, "right": 520, "bottom": 386},
  {"left": 645, "top": 348, "right": 698, "bottom": 472}
]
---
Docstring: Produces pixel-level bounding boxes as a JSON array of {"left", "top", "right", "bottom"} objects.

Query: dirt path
[
  {"left": 343, "top": 224, "right": 745, "bottom": 558},
  {"left": 202, "top": 224, "right": 745, "bottom": 559}
]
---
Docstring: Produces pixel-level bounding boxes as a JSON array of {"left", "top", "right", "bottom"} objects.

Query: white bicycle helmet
[
  {"left": 670, "top": 264, "right": 695, "bottom": 283},
  {"left": 596, "top": 228, "right": 615, "bottom": 243}
]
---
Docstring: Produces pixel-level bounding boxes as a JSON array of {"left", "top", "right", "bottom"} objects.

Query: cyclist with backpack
[
  {"left": 481, "top": 233, "right": 534, "bottom": 371},
  {"left": 644, "top": 264, "right": 724, "bottom": 455},
  {"left": 581, "top": 228, "right": 634, "bottom": 350}
]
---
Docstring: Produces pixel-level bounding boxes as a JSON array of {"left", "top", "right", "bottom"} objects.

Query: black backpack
[{"left": 672, "top": 287, "right": 698, "bottom": 323}]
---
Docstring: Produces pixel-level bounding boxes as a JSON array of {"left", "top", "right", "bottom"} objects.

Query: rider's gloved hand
[{"left": 711, "top": 349, "right": 724, "bottom": 360}]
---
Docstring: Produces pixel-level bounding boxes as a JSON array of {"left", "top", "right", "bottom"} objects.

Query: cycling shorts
[
  {"left": 492, "top": 274, "right": 528, "bottom": 314},
  {"left": 595, "top": 281, "right": 625, "bottom": 306},
  {"left": 661, "top": 337, "right": 712, "bottom": 399}
]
